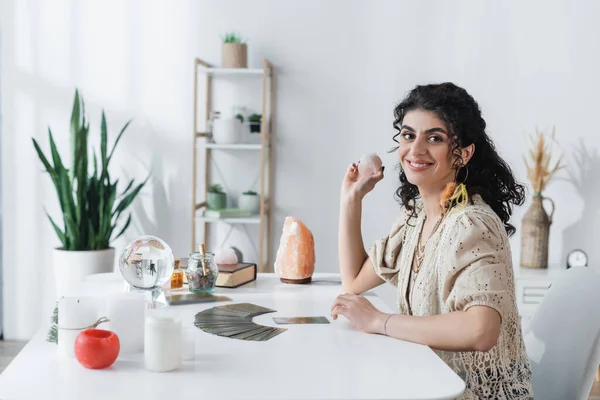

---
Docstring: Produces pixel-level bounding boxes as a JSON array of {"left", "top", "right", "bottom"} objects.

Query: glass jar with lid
[{"left": 186, "top": 250, "right": 219, "bottom": 293}]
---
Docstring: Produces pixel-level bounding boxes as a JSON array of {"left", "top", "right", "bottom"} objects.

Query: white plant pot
[
  {"left": 238, "top": 194, "right": 260, "bottom": 214},
  {"left": 53, "top": 248, "right": 115, "bottom": 298},
  {"left": 212, "top": 118, "right": 242, "bottom": 144}
]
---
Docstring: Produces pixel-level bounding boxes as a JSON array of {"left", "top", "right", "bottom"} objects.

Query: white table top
[{"left": 0, "top": 273, "right": 465, "bottom": 400}]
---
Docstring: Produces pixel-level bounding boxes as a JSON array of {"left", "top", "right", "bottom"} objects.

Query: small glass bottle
[
  {"left": 170, "top": 258, "right": 184, "bottom": 290},
  {"left": 186, "top": 250, "right": 219, "bottom": 293}
]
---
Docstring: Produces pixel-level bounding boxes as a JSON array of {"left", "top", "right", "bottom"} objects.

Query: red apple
[{"left": 74, "top": 329, "right": 120, "bottom": 369}]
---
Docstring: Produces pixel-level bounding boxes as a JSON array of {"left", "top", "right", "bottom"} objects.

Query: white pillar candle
[
  {"left": 144, "top": 315, "right": 181, "bottom": 372},
  {"left": 103, "top": 293, "right": 145, "bottom": 353},
  {"left": 57, "top": 297, "right": 98, "bottom": 358}
]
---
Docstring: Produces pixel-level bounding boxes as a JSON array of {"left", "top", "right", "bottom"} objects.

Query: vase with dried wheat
[{"left": 520, "top": 128, "right": 565, "bottom": 269}]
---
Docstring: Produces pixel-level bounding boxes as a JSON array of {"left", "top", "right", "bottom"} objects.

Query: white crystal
[
  {"left": 215, "top": 247, "right": 238, "bottom": 264},
  {"left": 358, "top": 153, "right": 383, "bottom": 176}
]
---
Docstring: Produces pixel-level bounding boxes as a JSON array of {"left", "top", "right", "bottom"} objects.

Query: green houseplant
[
  {"left": 32, "top": 89, "right": 147, "bottom": 297},
  {"left": 222, "top": 32, "right": 246, "bottom": 44},
  {"left": 247, "top": 114, "right": 261, "bottom": 133},
  {"left": 221, "top": 32, "right": 247, "bottom": 68},
  {"left": 207, "top": 184, "right": 227, "bottom": 210}
]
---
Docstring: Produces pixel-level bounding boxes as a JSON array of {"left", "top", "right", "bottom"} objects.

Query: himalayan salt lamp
[
  {"left": 215, "top": 247, "right": 238, "bottom": 264},
  {"left": 358, "top": 153, "right": 383, "bottom": 177},
  {"left": 274, "top": 217, "right": 315, "bottom": 284}
]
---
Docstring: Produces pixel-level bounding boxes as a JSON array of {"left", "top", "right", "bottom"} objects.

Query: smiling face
[{"left": 396, "top": 109, "right": 463, "bottom": 191}]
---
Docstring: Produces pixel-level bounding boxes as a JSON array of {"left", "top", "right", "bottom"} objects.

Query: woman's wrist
[
  {"left": 373, "top": 312, "right": 393, "bottom": 335},
  {"left": 341, "top": 192, "right": 362, "bottom": 207}
]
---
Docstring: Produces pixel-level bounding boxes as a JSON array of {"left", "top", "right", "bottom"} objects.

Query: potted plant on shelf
[
  {"left": 207, "top": 184, "right": 227, "bottom": 210},
  {"left": 32, "top": 89, "right": 148, "bottom": 298},
  {"left": 221, "top": 32, "right": 247, "bottom": 68},
  {"left": 247, "top": 114, "right": 261, "bottom": 133},
  {"left": 238, "top": 190, "right": 260, "bottom": 214},
  {"left": 210, "top": 110, "right": 243, "bottom": 145}
]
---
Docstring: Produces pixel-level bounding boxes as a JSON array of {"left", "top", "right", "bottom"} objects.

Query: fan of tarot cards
[{"left": 194, "top": 303, "right": 287, "bottom": 341}]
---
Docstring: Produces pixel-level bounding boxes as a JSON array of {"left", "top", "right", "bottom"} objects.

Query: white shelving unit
[
  {"left": 195, "top": 216, "right": 261, "bottom": 225},
  {"left": 192, "top": 58, "right": 273, "bottom": 272},
  {"left": 197, "top": 67, "right": 264, "bottom": 76},
  {"left": 204, "top": 143, "right": 262, "bottom": 150}
]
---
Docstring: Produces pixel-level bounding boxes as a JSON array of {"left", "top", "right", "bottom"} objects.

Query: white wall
[{"left": 2, "top": 0, "right": 600, "bottom": 339}]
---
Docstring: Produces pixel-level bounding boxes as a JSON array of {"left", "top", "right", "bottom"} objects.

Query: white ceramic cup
[
  {"left": 238, "top": 193, "right": 260, "bottom": 213},
  {"left": 144, "top": 315, "right": 182, "bottom": 372},
  {"left": 212, "top": 118, "right": 242, "bottom": 144}
]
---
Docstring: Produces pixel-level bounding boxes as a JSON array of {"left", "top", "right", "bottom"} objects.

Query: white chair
[{"left": 523, "top": 266, "right": 600, "bottom": 400}]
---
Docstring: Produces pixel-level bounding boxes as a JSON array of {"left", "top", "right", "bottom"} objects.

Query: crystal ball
[{"left": 119, "top": 236, "right": 174, "bottom": 290}]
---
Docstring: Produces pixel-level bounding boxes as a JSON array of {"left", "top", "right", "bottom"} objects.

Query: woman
[{"left": 331, "top": 83, "right": 533, "bottom": 399}]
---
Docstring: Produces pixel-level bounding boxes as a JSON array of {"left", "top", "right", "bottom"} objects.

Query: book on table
[
  {"left": 177, "top": 258, "right": 257, "bottom": 288},
  {"left": 203, "top": 208, "right": 254, "bottom": 219},
  {"left": 216, "top": 263, "right": 257, "bottom": 288}
]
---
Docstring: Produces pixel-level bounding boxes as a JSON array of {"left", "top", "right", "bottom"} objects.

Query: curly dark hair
[{"left": 391, "top": 82, "right": 525, "bottom": 236}]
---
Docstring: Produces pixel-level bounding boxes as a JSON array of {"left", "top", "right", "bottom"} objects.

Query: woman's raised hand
[{"left": 341, "top": 162, "right": 384, "bottom": 202}]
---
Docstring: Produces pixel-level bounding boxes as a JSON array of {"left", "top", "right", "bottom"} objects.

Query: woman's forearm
[
  {"left": 375, "top": 307, "right": 501, "bottom": 352},
  {"left": 338, "top": 196, "right": 368, "bottom": 291}
]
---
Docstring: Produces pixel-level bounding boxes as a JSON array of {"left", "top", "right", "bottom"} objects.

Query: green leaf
[
  {"left": 59, "top": 172, "right": 78, "bottom": 248},
  {"left": 106, "top": 119, "right": 131, "bottom": 166},
  {"left": 46, "top": 212, "right": 66, "bottom": 248},
  {"left": 112, "top": 176, "right": 148, "bottom": 217},
  {"left": 100, "top": 182, "right": 117, "bottom": 244},
  {"left": 93, "top": 150, "right": 98, "bottom": 179},
  {"left": 111, "top": 213, "right": 132, "bottom": 242},
  {"left": 100, "top": 111, "right": 108, "bottom": 179},
  {"left": 47, "top": 129, "right": 73, "bottom": 221},
  {"left": 32, "top": 136, "right": 61, "bottom": 197},
  {"left": 70, "top": 90, "right": 81, "bottom": 183},
  {"left": 32, "top": 138, "right": 54, "bottom": 175},
  {"left": 75, "top": 125, "right": 89, "bottom": 228},
  {"left": 49, "top": 128, "right": 67, "bottom": 176},
  {"left": 121, "top": 178, "right": 135, "bottom": 196},
  {"left": 209, "top": 183, "right": 223, "bottom": 193},
  {"left": 86, "top": 177, "right": 100, "bottom": 248},
  {"left": 70, "top": 90, "right": 80, "bottom": 131},
  {"left": 88, "top": 219, "right": 96, "bottom": 250},
  {"left": 81, "top": 96, "right": 86, "bottom": 130}
]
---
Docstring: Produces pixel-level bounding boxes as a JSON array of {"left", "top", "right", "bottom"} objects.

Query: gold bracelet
[{"left": 383, "top": 314, "right": 392, "bottom": 336}]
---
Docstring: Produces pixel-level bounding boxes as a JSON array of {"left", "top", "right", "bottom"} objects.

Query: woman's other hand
[{"left": 331, "top": 293, "right": 388, "bottom": 334}]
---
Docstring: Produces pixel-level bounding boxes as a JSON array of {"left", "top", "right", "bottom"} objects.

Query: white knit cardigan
[{"left": 369, "top": 196, "right": 533, "bottom": 399}]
